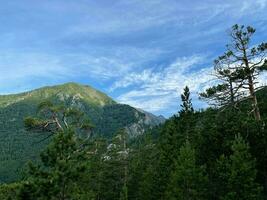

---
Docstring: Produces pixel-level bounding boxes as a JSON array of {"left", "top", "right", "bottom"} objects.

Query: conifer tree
[
  {"left": 166, "top": 141, "right": 208, "bottom": 200},
  {"left": 97, "top": 129, "right": 129, "bottom": 200},
  {"left": 199, "top": 64, "right": 243, "bottom": 107},
  {"left": 19, "top": 101, "right": 95, "bottom": 199},
  {"left": 179, "top": 86, "right": 196, "bottom": 142},
  {"left": 129, "top": 133, "right": 159, "bottom": 200},
  {"left": 24, "top": 100, "right": 94, "bottom": 142},
  {"left": 179, "top": 86, "right": 194, "bottom": 116},
  {"left": 216, "top": 135, "right": 263, "bottom": 200},
  {"left": 119, "top": 130, "right": 129, "bottom": 200},
  {"left": 200, "top": 25, "right": 267, "bottom": 118},
  {"left": 155, "top": 119, "right": 179, "bottom": 200},
  {"left": 154, "top": 87, "right": 196, "bottom": 200},
  {"left": 86, "top": 138, "right": 108, "bottom": 200},
  {"left": 214, "top": 25, "right": 267, "bottom": 120},
  {"left": 19, "top": 130, "right": 94, "bottom": 200}
]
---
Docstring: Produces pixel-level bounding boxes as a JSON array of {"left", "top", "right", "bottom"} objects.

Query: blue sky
[{"left": 0, "top": 0, "right": 267, "bottom": 117}]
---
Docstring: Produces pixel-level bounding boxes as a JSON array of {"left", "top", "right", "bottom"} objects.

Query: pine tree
[
  {"left": 199, "top": 66, "right": 243, "bottom": 107},
  {"left": 119, "top": 130, "right": 129, "bottom": 200},
  {"left": 179, "top": 86, "right": 194, "bottom": 116},
  {"left": 179, "top": 86, "right": 196, "bottom": 142},
  {"left": 24, "top": 100, "right": 94, "bottom": 142},
  {"left": 155, "top": 119, "right": 179, "bottom": 200},
  {"left": 19, "top": 101, "right": 95, "bottom": 199},
  {"left": 166, "top": 141, "right": 208, "bottom": 200},
  {"left": 128, "top": 133, "right": 159, "bottom": 200},
  {"left": 216, "top": 135, "right": 263, "bottom": 200},
  {"left": 214, "top": 25, "right": 267, "bottom": 120},
  {"left": 86, "top": 138, "right": 108, "bottom": 200},
  {"left": 19, "top": 130, "right": 94, "bottom": 200},
  {"left": 96, "top": 129, "right": 129, "bottom": 200}
]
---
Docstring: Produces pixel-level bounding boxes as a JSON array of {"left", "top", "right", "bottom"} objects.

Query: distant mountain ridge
[
  {"left": 0, "top": 82, "right": 165, "bottom": 183},
  {"left": 0, "top": 82, "right": 165, "bottom": 137},
  {"left": 0, "top": 82, "right": 116, "bottom": 107}
]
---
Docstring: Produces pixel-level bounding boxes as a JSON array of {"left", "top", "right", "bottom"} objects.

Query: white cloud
[
  {"left": 67, "top": 0, "right": 181, "bottom": 35},
  {"left": 114, "top": 55, "right": 213, "bottom": 114},
  {"left": 111, "top": 55, "right": 208, "bottom": 91},
  {"left": 119, "top": 91, "right": 176, "bottom": 113},
  {"left": 240, "top": 0, "right": 267, "bottom": 14},
  {"left": 114, "top": 54, "right": 267, "bottom": 115},
  {"left": 0, "top": 52, "right": 127, "bottom": 93},
  {"left": 65, "top": 0, "right": 267, "bottom": 39}
]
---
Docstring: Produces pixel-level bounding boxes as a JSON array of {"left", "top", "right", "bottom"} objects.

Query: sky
[{"left": 0, "top": 0, "right": 267, "bottom": 117}]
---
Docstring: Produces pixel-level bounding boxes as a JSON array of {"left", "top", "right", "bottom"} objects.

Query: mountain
[{"left": 0, "top": 82, "right": 165, "bottom": 183}]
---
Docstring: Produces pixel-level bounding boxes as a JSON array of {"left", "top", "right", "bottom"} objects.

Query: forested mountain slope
[
  {"left": 137, "top": 86, "right": 267, "bottom": 199},
  {"left": 0, "top": 82, "right": 164, "bottom": 183}
]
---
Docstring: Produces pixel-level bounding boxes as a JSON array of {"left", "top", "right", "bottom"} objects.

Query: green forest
[{"left": 0, "top": 24, "right": 267, "bottom": 199}]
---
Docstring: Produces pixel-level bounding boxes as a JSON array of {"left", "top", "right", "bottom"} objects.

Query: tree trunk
[
  {"left": 123, "top": 134, "right": 128, "bottom": 200},
  {"left": 229, "top": 79, "right": 235, "bottom": 105},
  {"left": 247, "top": 74, "right": 261, "bottom": 121},
  {"left": 242, "top": 46, "right": 261, "bottom": 120}
]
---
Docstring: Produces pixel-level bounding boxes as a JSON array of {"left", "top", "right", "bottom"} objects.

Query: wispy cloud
[
  {"left": 113, "top": 55, "right": 213, "bottom": 115},
  {"left": 111, "top": 55, "right": 209, "bottom": 90},
  {"left": 114, "top": 55, "right": 267, "bottom": 116},
  {"left": 0, "top": 52, "right": 125, "bottom": 90},
  {"left": 239, "top": 0, "right": 267, "bottom": 14}
]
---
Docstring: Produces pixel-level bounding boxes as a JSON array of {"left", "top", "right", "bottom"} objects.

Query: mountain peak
[
  {"left": 0, "top": 82, "right": 165, "bottom": 182},
  {"left": 0, "top": 82, "right": 116, "bottom": 107}
]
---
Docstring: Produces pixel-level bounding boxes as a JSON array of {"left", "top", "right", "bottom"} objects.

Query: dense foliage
[{"left": 2, "top": 87, "right": 267, "bottom": 199}]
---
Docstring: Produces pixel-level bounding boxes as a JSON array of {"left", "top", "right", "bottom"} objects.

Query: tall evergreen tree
[
  {"left": 215, "top": 135, "right": 263, "bottom": 200},
  {"left": 129, "top": 133, "right": 159, "bottom": 200},
  {"left": 155, "top": 119, "right": 179, "bottom": 200},
  {"left": 215, "top": 25, "right": 267, "bottom": 120},
  {"left": 166, "top": 141, "right": 208, "bottom": 200},
  {"left": 95, "top": 129, "right": 129, "bottom": 200},
  {"left": 86, "top": 137, "right": 108, "bottom": 200},
  {"left": 19, "top": 101, "right": 95, "bottom": 200},
  {"left": 179, "top": 86, "right": 194, "bottom": 116},
  {"left": 19, "top": 130, "right": 94, "bottom": 200},
  {"left": 118, "top": 130, "right": 129, "bottom": 200}
]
